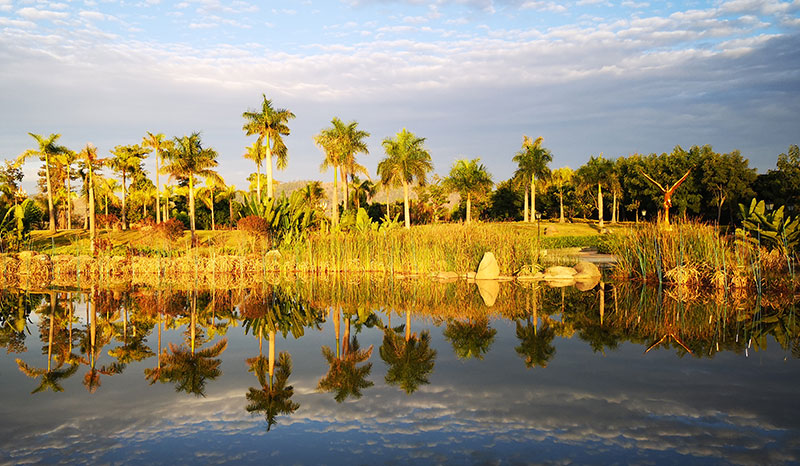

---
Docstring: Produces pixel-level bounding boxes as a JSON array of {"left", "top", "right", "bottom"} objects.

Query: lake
[{"left": 1, "top": 277, "right": 798, "bottom": 465}]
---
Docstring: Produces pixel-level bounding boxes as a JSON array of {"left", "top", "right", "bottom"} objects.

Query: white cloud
[
  {"left": 0, "top": 17, "right": 37, "bottom": 28},
  {"left": 17, "top": 6, "right": 70, "bottom": 20}
]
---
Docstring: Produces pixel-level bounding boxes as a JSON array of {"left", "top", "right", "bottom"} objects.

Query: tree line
[{"left": 2, "top": 93, "right": 798, "bottom": 244}]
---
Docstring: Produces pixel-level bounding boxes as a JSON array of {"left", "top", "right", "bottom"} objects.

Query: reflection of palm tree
[
  {"left": 317, "top": 309, "right": 374, "bottom": 402},
  {"left": 157, "top": 290, "right": 228, "bottom": 396},
  {"left": 245, "top": 352, "right": 299, "bottom": 431},
  {"left": 379, "top": 310, "right": 436, "bottom": 394},
  {"left": 443, "top": 317, "right": 496, "bottom": 360},
  {"left": 515, "top": 317, "right": 556, "bottom": 369},
  {"left": 82, "top": 289, "right": 124, "bottom": 393},
  {"left": 15, "top": 292, "right": 78, "bottom": 393}
]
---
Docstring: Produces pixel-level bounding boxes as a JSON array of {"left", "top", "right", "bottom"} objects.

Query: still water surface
[{"left": 0, "top": 277, "right": 798, "bottom": 465}]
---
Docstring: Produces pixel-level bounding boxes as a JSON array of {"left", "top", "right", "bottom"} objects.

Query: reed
[{"left": 605, "top": 221, "right": 794, "bottom": 291}]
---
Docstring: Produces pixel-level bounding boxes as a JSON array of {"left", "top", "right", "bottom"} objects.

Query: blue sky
[{"left": 1, "top": 0, "right": 799, "bottom": 193}]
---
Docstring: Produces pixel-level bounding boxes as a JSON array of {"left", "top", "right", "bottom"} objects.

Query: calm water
[{"left": 0, "top": 278, "right": 798, "bottom": 465}]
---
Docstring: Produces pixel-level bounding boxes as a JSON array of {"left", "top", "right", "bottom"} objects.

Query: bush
[
  {"left": 238, "top": 215, "right": 269, "bottom": 238},
  {"left": 97, "top": 214, "right": 121, "bottom": 229},
  {"left": 154, "top": 218, "right": 185, "bottom": 242}
]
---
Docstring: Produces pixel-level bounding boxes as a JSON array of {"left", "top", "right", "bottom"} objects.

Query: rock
[
  {"left": 543, "top": 266, "right": 577, "bottom": 279},
  {"left": 436, "top": 271, "right": 459, "bottom": 281},
  {"left": 475, "top": 252, "right": 500, "bottom": 280},
  {"left": 544, "top": 225, "right": 558, "bottom": 236},
  {"left": 546, "top": 278, "right": 575, "bottom": 288},
  {"left": 466, "top": 271, "right": 476, "bottom": 280},
  {"left": 476, "top": 280, "right": 500, "bottom": 307},
  {"left": 574, "top": 261, "right": 601, "bottom": 277}
]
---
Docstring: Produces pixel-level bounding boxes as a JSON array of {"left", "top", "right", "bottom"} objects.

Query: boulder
[
  {"left": 543, "top": 266, "right": 577, "bottom": 279},
  {"left": 436, "top": 271, "right": 459, "bottom": 281},
  {"left": 573, "top": 261, "right": 601, "bottom": 277},
  {"left": 574, "top": 276, "right": 601, "bottom": 291},
  {"left": 475, "top": 252, "right": 500, "bottom": 280}
]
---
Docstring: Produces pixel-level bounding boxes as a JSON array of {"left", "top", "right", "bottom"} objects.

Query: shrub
[
  {"left": 154, "top": 218, "right": 185, "bottom": 242},
  {"left": 238, "top": 215, "right": 269, "bottom": 238},
  {"left": 97, "top": 214, "right": 121, "bottom": 229}
]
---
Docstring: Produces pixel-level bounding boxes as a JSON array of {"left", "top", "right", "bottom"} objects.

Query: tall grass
[{"left": 605, "top": 221, "right": 794, "bottom": 291}]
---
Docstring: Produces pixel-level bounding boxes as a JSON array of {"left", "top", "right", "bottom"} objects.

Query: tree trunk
[
  {"left": 716, "top": 196, "right": 725, "bottom": 227},
  {"left": 268, "top": 329, "right": 276, "bottom": 380},
  {"left": 45, "top": 155, "right": 56, "bottom": 233},
  {"left": 89, "top": 168, "right": 96, "bottom": 254},
  {"left": 386, "top": 187, "right": 390, "bottom": 218},
  {"left": 66, "top": 174, "right": 72, "bottom": 230},
  {"left": 531, "top": 173, "right": 536, "bottom": 223},
  {"left": 266, "top": 135, "right": 273, "bottom": 199},
  {"left": 523, "top": 187, "right": 529, "bottom": 222},
  {"left": 122, "top": 171, "right": 128, "bottom": 230},
  {"left": 405, "top": 310, "right": 411, "bottom": 342},
  {"left": 466, "top": 193, "right": 472, "bottom": 224},
  {"left": 189, "top": 175, "right": 196, "bottom": 246},
  {"left": 342, "top": 170, "right": 349, "bottom": 211},
  {"left": 256, "top": 158, "right": 262, "bottom": 200},
  {"left": 611, "top": 192, "right": 617, "bottom": 223},
  {"left": 332, "top": 166, "right": 339, "bottom": 227},
  {"left": 210, "top": 190, "right": 215, "bottom": 231},
  {"left": 403, "top": 180, "right": 410, "bottom": 229},
  {"left": 155, "top": 151, "right": 161, "bottom": 224},
  {"left": 559, "top": 191, "right": 565, "bottom": 223},
  {"left": 597, "top": 183, "right": 604, "bottom": 228}
]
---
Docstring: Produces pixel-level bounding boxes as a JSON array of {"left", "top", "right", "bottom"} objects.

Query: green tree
[
  {"left": 246, "top": 351, "right": 299, "bottom": 431},
  {"left": 551, "top": 167, "right": 574, "bottom": 223},
  {"left": 576, "top": 154, "right": 613, "bottom": 227},
  {"left": 161, "top": 133, "right": 222, "bottom": 246},
  {"left": 378, "top": 129, "right": 433, "bottom": 229},
  {"left": 244, "top": 141, "right": 266, "bottom": 199},
  {"left": 77, "top": 144, "right": 105, "bottom": 252},
  {"left": 700, "top": 149, "right": 756, "bottom": 225},
  {"left": 141, "top": 132, "right": 172, "bottom": 224},
  {"left": 16, "top": 133, "right": 71, "bottom": 233},
  {"left": 242, "top": 95, "right": 295, "bottom": 200},
  {"left": 445, "top": 158, "right": 493, "bottom": 224},
  {"left": 109, "top": 143, "right": 150, "bottom": 230},
  {"left": 315, "top": 118, "right": 370, "bottom": 224},
  {"left": 513, "top": 135, "right": 552, "bottom": 223}
]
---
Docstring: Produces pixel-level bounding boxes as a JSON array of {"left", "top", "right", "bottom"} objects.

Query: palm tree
[
  {"left": 315, "top": 118, "right": 370, "bottom": 223},
  {"left": 513, "top": 136, "right": 552, "bottom": 223},
  {"left": 576, "top": 154, "right": 613, "bottom": 228},
  {"left": 161, "top": 133, "right": 222, "bottom": 246},
  {"left": 551, "top": 167, "right": 573, "bottom": 223},
  {"left": 77, "top": 144, "right": 105, "bottom": 252},
  {"left": 16, "top": 133, "right": 70, "bottom": 233},
  {"left": 197, "top": 176, "right": 225, "bottom": 231},
  {"left": 242, "top": 94, "right": 295, "bottom": 200},
  {"left": 141, "top": 132, "right": 172, "bottom": 224},
  {"left": 96, "top": 177, "right": 120, "bottom": 217},
  {"left": 62, "top": 149, "right": 78, "bottom": 230},
  {"left": 445, "top": 158, "right": 493, "bottom": 224},
  {"left": 379, "top": 309, "right": 437, "bottom": 394},
  {"left": 109, "top": 144, "right": 150, "bottom": 230},
  {"left": 300, "top": 181, "right": 326, "bottom": 211},
  {"left": 350, "top": 176, "right": 375, "bottom": 211},
  {"left": 515, "top": 317, "right": 556, "bottom": 369},
  {"left": 244, "top": 141, "right": 266, "bottom": 200},
  {"left": 378, "top": 129, "right": 433, "bottom": 229},
  {"left": 219, "top": 183, "right": 240, "bottom": 226}
]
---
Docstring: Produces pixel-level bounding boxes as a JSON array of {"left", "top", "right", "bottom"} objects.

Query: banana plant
[{"left": 737, "top": 199, "right": 800, "bottom": 255}]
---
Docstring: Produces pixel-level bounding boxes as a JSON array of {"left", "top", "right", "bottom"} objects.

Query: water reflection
[{"left": 0, "top": 277, "right": 798, "bottom": 464}]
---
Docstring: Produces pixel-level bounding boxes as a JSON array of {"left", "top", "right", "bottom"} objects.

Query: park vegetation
[{"left": 1, "top": 95, "right": 799, "bottom": 293}]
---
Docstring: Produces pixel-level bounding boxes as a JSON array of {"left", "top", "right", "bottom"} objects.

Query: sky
[{"left": 1, "top": 0, "right": 799, "bottom": 194}]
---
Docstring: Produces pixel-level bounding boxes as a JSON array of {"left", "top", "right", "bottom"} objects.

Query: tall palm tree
[
  {"left": 551, "top": 167, "right": 574, "bottom": 223},
  {"left": 77, "top": 144, "right": 105, "bottom": 252},
  {"left": 62, "top": 149, "right": 78, "bottom": 230},
  {"left": 445, "top": 158, "right": 493, "bottom": 224},
  {"left": 219, "top": 183, "right": 240, "bottom": 226},
  {"left": 16, "top": 133, "right": 71, "bottom": 233},
  {"left": 242, "top": 95, "right": 295, "bottom": 200},
  {"left": 350, "top": 176, "right": 375, "bottom": 211},
  {"left": 315, "top": 118, "right": 370, "bottom": 222},
  {"left": 576, "top": 154, "right": 613, "bottom": 228},
  {"left": 244, "top": 141, "right": 266, "bottom": 200},
  {"left": 141, "top": 132, "right": 172, "bottom": 224},
  {"left": 379, "top": 321, "right": 437, "bottom": 395},
  {"left": 109, "top": 144, "right": 150, "bottom": 230},
  {"left": 246, "top": 351, "right": 299, "bottom": 431},
  {"left": 197, "top": 175, "right": 225, "bottom": 231},
  {"left": 513, "top": 136, "right": 552, "bottom": 223},
  {"left": 96, "top": 177, "right": 120, "bottom": 217},
  {"left": 161, "top": 133, "right": 222, "bottom": 246},
  {"left": 378, "top": 129, "right": 433, "bottom": 229}
]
